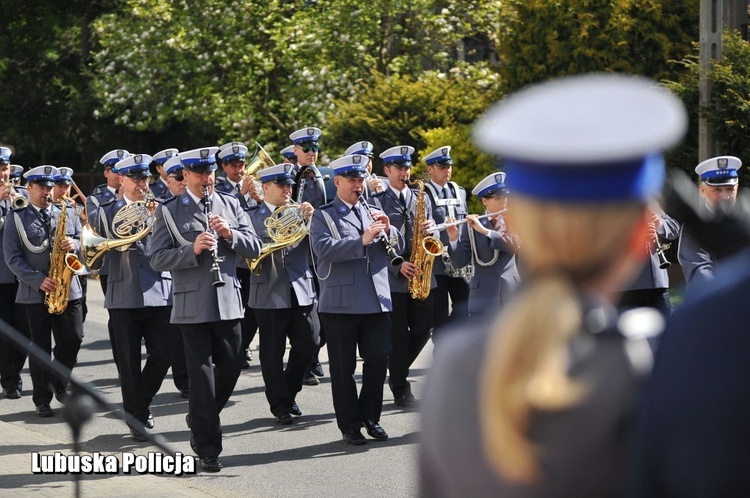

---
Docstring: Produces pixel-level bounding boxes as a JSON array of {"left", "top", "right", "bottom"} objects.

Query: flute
[
  {"left": 202, "top": 186, "right": 226, "bottom": 287},
  {"left": 357, "top": 194, "right": 404, "bottom": 267},
  {"left": 426, "top": 209, "right": 508, "bottom": 233}
]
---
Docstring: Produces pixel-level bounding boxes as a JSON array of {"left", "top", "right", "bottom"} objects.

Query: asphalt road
[{"left": 0, "top": 278, "right": 432, "bottom": 497}]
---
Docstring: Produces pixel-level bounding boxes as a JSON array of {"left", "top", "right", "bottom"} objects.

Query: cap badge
[
  {"left": 718, "top": 158, "right": 728, "bottom": 169},
  {"left": 134, "top": 154, "right": 142, "bottom": 163},
  {"left": 361, "top": 141, "right": 368, "bottom": 149},
  {"left": 117, "top": 150, "right": 125, "bottom": 158},
  {"left": 494, "top": 173, "right": 505, "bottom": 183},
  {"left": 353, "top": 155, "right": 362, "bottom": 164},
  {"left": 166, "top": 150, "right": 174, "bottom": 158},
  {"left": 307, "top": 128, "right": 315, "bottom": 136},
  {"left": 44, "top": 167, "right": 53, "bottom": 175},
  {"left": 400, "top": 146, "right": 409, "bottom": 155},
  {"left": 232, "top": 146, "right": 240, "bottom": 154},
  {"left": 441, "top": 147, "right": 449, "bottom": 156},
  {"left": 284, "top": 164, "right": 292, "bottom": 173},
  {"left": 200, "top": 149, "right": 209, "bottom": 159}
]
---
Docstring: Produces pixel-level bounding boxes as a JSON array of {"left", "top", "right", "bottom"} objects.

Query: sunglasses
[
  {"left": 170, "top": 173, "right": 184, "bottom": 181},
  {"left": 300, "top": 145, "right": 319, "bottom": 153}
]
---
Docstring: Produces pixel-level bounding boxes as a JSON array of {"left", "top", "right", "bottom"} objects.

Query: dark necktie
[
  {"left": 351, "top": 205, "right": 362, "bottom": 222},
  {"left": 235, "top": 183, "right": 241, "bottom": 194},
  {"left": 40, "top": 208, "right": 51, "bottom": 226},
  {"left": 398, "top": 191, "right": 406, "bottom": 208},
  {"left": 441, "top": 186, "right": 449, "bottom": 199}
]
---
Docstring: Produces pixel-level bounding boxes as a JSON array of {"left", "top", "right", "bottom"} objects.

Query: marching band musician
[
  {"left": 9, "top": 165, "right": 29, "bottom": 199},
  {"left": 93, "top": 154, "right": 174, "bottom": 441},
  {"left": 87, "top": 149, "right": 128, "bottom": 373},
  {"left": 149, "top": 148, "right": 179, "bottom": 199},
  {"left": 161, "top": 154, "right": 189, "bottom": 399},
  {"left": 369, "top": 145, "right": 434, "bottom": 407},
  {"left": 149, "top": 146, "right": 263, "bottom": 472},
  {"left": 246, "top": 163, "right": 319, "bottom": 425},
  {"left": 420, "top": 146, "right": 470, "bottom": 335},
  {"left": 52, "top": 168, "right": 90, "bottom": 323},
  {"left": 215, "top": 141, "right": 260, "bottom": 368},
  {"left": 446, "top": 172, "right": 521, "bottom": 319},
  {"left": 0, "top": 148, "right": 27, "bottom": 401},
  {"left": 162, "top": 154, "right": 188, "bottom": 201},
  {"left": 215, "top": 141, "right": 263, "bottom": 208},
  {"left": 310, "top": 154, "right": 404, "bottom": 445},
  {"left": 4, "top": 166, "right": 84, "bottom": 418},
  {"left": 345, "top": 141, "right": 385, "bottom": 197},
  {"left": 280, "top": 145, "right": 297, "bottom": 165},
  {"left": 291, "top": 126, "right": 327, "bottom": 385},
  {"left": 678, "top": 156, "right": 742, "bottom": 288}
]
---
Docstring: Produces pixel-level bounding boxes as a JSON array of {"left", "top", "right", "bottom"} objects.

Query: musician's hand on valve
[
  {"left": 362, "top": 221, "right": 386, "bottom": 245},
  {"left": 467, "top": 215, "right": 483, "bottom": 232},
  {"left": 400, "top": 261, "right": 419, "bottom": 280},
  {"left": 300, "top": 202, "right": 314, "bottom": 221},
  {"left": 39, "top": 277, "right": 57, "bottom": 293},
  {"left": 60, "top": 237, "right": 76, "bottom": 252},
  {"left": 209, "top": 214, "right": 231, "bottom": 240},
  {"left": 369, "top": 176, "right": 384, "bottom": 193},
  {"left": 194, "top": 231, "right": 217, "bottom": 255},
  {"left": 0, "top": 184, "right": 10, "bottom": 202},
  {"left": 422, "top": 219, "right": 435, "bottom": 231}
]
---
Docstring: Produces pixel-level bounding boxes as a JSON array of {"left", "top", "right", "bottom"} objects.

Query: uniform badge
[
  {"left": 441, "top": 147, "right": 449, "bottom": 156},
  {"left": 134, "top": 154, "right": 142, "bottom": 164},
  {"left": 182, "top": 196, "right": 189, "bottom": 205},
  {"left": 232, "top": 145, "right": 240, "bottom": 154},
  {"left": 165, "top": 150, "right": 174, "bottom": 158},
  {"left": 307, "top": 128, "right": 315, "bottom": 136},
  {"left": 284, "top": 164, "right": 292, "bottom": 173},
  {"left": 718, "top": 158, "right": 728, "bottom": 169},
  {"left": 44, "top": 166, "right": 53, "bottom": 175},
  {"left": 200, "top": 149, "right": 210, "bottom": 161},
  {"left": 338, "top": 205, "right": 347, "bottom": 213},
  {"left": 117, "top": 149, "right": 125, "bottom": 158},
  {"left": 353, "top": 155, "right": 362, "bottom": 164},
  {"left": 260, "top": 207, "right": 267, "bottom": 215},
  {"left": 400, "top": 146, "right": 410, "bottom": 156}
]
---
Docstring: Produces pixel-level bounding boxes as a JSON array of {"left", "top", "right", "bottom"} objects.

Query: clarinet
[
  {"left": 357, "top": 194, "right": 404, "bottom": 267},
  {"left": 202, "top": 186, "right": 226, "bottom": 287}
]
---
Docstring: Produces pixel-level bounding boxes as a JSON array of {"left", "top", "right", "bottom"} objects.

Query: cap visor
[{"left": 185, "top": 163, "right": 218, "bottom": 173}]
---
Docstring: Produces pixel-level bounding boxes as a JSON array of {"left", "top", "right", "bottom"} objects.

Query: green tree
[
  {"left": 664, "top": 30, "right": 750, "bottom": 183},
  {"left": 497, "top": 0, "right": 699, "bottom": 93}
]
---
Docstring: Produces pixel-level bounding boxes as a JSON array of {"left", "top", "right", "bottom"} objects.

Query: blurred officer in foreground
[
  {"left": 678, "top": 155, "right": 741, "bottom": 288},
  {"left": 420, "top": 74, "right": 687, "bottom": 497}
]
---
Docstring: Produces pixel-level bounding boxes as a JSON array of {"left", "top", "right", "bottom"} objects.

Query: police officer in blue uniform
[
  {"left": 0, "top": 148, "right": 28, "bottom": 400},
  {"left": 280, "top": 144, "right": 297, "bottom": 166},
  {"left": 92, "top": 154, "right": 174, "bottom": 441},
  {"left": 214, "top": 141, "right": 263, "bottom": 208},
  {"left": 4, "top": 165, "right": 84, "bottom": 418},
  {"left": 346, "top": 141, "right": 385, "bottom": 198},
  {"left": 149, "top": 146, "right": 262, "bottom": 472},
  {"left": 446, "top": 172, "right": 521, "bottom": 319},
  {"left": 310, "top": 154, "right": 404, "bottom": 445},
  {"left": 678, "top": 155, "right": 742, "bottom": 288},
  {"left": 369, "top": 145, "right": 435, "bottom": 407},
  {"left": 149, "top": 148, "right": 178, "bottom": 199},
  {"left": 246, "top": 163, "right": 319, "bottom": 424},
  {"left": 87, "top": 149, "right": 127, "bottom": 371},
  {"left": 157, "top": 154, "right": 190, "bottom": 398},
  {"left": 420, "top": 146, "right": 470, "bottom": 335}
]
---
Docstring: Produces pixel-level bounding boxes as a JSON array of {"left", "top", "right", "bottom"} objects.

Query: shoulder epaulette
[
  {"left": 98, "top": 198, "right": 117, "bottom": 208},
  {"left": 319, "top": 202, "right": 335, "bottom": 210},
  {"left": 244, "top": 204, "right": 261, "bottom": 213},
  {"left": 162, "top": 195, "right": 180, "bottom": 205},
  {"left": 215, "top": 189, "right": 235, "bottom": 198}
]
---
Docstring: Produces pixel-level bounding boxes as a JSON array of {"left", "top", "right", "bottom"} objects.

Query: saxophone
[
  {"left": 408, "top": 179, "right": 444, "bottom": 300},
  {"left": 45, "top": 195, "right": 85, "bottom": 314}
]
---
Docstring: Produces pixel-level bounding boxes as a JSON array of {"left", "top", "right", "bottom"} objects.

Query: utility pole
[{"left": 699, "top": 0, "right": 722, "bottom": 161}]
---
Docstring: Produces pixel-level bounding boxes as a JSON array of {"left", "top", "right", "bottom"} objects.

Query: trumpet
[
  {"left": 357, "top": 194, "right": 404, "bottom": 267},
  {"left": 202, "top": 185, "right": 226, "bottom": 287},
  {"left": 1, "top": 179, "right": 28, "bottom": 208},
  {"left": 427, "top": 209, "right": 508, "bottom": 233}
]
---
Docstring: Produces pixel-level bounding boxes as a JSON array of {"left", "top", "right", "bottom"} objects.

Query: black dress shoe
[
  {"left": 179, "top": 388, "right": 190, "bottom": 399},
  {"left": 394, "top": 393, "right": 417, "bottom": 407},
  {"left": 241, "top": 360, "right": 250, "bottom": 370},
  {"left": 289, "top": 403, "right": 302, "bottom": 417},
  {"left": 311, "top": 362, "right": 324, "bottom": 377},
  {"left": 342, "top": 429, "right": 367, "bottom": 446},
  {"left": 48, "top": 383, "right": 69, "bottom": 403},
  {"left": 145, "top": 413, "right": 155, "bottom": 429},
  {"left": 363, "top": 420, "right": 389, "bottom": 440},
  {"left": 245, "top": 348, "right": 253, "bottom": 362},
  {"left": 200, "top": 456, "right": 223, "bottom": 472},
  {"left": 36, "top": 404, "right": 53, "bottom": 418},
  {"left": 131, "top": 429, "right": 149, "bottom": 442},
  {"left": 303, "top": 371, "right": 320, "bottom": 386},
  {"left": 275, "top": 412, "right": 293, "bottom": 425},
  {"left": 4, "top": 388, "right": 20, "bottom": 399}
]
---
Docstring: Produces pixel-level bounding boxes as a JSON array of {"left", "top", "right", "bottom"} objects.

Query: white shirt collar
[
  {"left": 263, "top": 201, "right": 278, "bottom": 212},
  {"left": 107, "top": 185, "right": 117, "bottom": 196},
  {"left": 186, "top": 188, "right": 204, "bottom": 207}
]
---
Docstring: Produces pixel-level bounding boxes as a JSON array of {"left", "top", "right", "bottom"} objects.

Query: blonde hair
[{"left": 479, "top": 197, "right": 645, "bottom": 482}]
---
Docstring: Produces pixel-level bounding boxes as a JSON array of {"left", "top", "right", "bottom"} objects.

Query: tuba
[
  {"left": 81, "top": 189, "right": 156, "bottom": 271},
  {"left": 244, "top": 142, "right": 276, "bottom": 177},
  {"left": 247, "top": 204, "right": 311, "bottom": 275},
  {"left": 408, "top": 179, "right": 444, "bottom": 300},
  {"left": 45, "top": 195, "right": 86, "bottom": 314}
]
